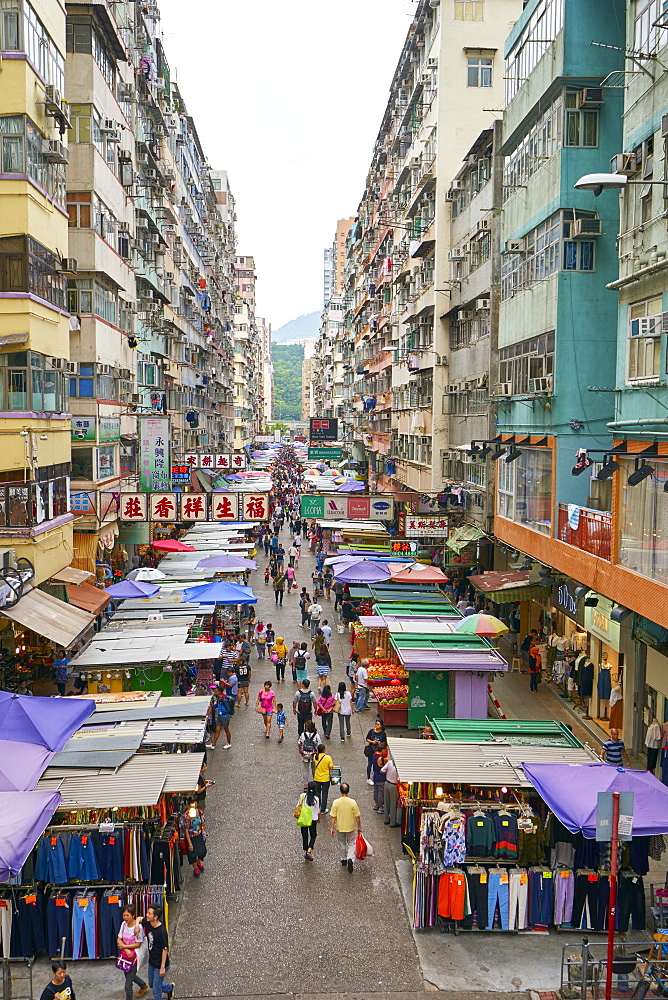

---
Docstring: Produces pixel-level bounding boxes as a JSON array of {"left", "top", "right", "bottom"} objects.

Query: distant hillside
[
  {"left": 272, "top": 311, "right": 320, "bottom": 344},
  {"left": 272, "top": 343, "right": 304, "bottom": 421}
]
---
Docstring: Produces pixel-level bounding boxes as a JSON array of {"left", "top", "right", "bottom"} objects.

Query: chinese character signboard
[
  {"left": 307, "top": 447, "right": 342, "bottom": 460},
  {"left": 309, "top": 418, "right": 338, "bottom": 442},
  {"left": 299, "top": 495, "right": 394, "bottom": 521},
  {"left": 180, "top": 493, "right": 207, "bottom": 521},
  {"left": 178, "top": 453, "right": 247, "bottom": 471},
  {"left": 150, "top": 493, "right": 178, "bottom": 521},
  {"left": 72, "top": 418, "right": 95, "bottom": 442},
  {"left": 120, "top": 493, "right": 148, "bottom": 521},
  {"left": 71, "top": 491, "right": 97, "bottom": 515},
  {"left": 391, "top": 539, "right": 418, "bottom": 555},
  {"left": 241, "top": 494, "right": 269, "bottom": 521},
  {"left": 171, "top": 465, "right": 192, "bottom": 486},
  {"left": 99, "top": 417, "right": 120, "bottom": 442},
  {"left": 212, "top": 494, "right": 238, "bottom": 521},
  {"left": 139, "top": 416, "right": 170, "bottom": 492},
  {"left": 401, "top": 513, "right": 449, "bottom": 537}
]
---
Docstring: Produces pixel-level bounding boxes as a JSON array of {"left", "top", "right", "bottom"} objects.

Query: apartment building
[
  {"left": 316, "top": 0, "right": 523, "bottom": 501},
  {"left": 233, "top": 255, "right": 263, "bottom": 449},
  {"left": 0, "top": 0, "right": 74, "bottom": 584}
]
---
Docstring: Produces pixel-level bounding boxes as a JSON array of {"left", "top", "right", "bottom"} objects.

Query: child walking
[{"left": 276, "top": 703, "right": 286, "bottom": 743}]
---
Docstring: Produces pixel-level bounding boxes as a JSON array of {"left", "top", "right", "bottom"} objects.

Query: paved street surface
[{"left": 170, "top": 527, "right": 425, "bottom": 997}]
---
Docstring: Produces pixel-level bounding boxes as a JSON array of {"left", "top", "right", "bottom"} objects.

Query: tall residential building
[
  {"left": 0, "top": 0, "right": 74, "bottom": 584},
  {"left": 233, "top": 255, "right": 261, "bottom": 448},
  {"left": 323, "top": 218, "right": 354, "bottom": 308}
]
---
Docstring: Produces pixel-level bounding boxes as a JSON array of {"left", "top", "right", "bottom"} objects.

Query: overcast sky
[{"left": 157, "top": 0, "right": 415, "bottom": 331}]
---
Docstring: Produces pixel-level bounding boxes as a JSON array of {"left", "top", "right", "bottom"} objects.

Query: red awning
[{"left": 66, "top": 582, "right": 111, "bottom": 615}]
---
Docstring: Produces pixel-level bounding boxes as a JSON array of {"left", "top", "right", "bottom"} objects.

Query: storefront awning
[
  {"left": 66, "top": 582, "right": 111, "bottom": 615},
  {"left": 3, "top": 590, "right": 95, "bottom": 648},
  {"left": 468, "top": 570, "right": 549, "bottom": 604},
  {"left": 446, "top": 524, "right": 486, "bottom": 553},
  {"left": 51, "top": 567, "right": 95, "bottom": 585}
]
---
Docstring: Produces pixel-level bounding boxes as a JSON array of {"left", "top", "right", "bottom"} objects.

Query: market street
[{"left": 170, "top": 527, "right": 425, "bottom": 996}]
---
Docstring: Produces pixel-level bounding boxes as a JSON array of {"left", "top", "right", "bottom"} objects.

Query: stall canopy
[
  {"left": 521, "top": 762, "right": 668, "bottom": 838},
  {"left": 181, "top": 581, "right": 257, "bottom": 605},
  {"left": 446, "top": 525, "right": 486, "bottom": 553},
  {"left": 3, "top": 589, "right": 95, "bottom": 648},
  {"left": 334, "top": 559, "right": 391, "bottom": 584},
  {"left": 66, "top": 582, "right": 111, "bottom": 615},
  {"left": 106, "top": 580, "right": 160, "bottom": 599},
  {"left": 0, "top": 739, "right": 53, "bottom": 790},
  {"left": 390, "top": 564, "right": 449, "bottom": 584},
  {"left": 0, "top": 690, "right": 95, "bottom": 751},
  {"left": 0, "top": 790, "right": 62, "bottom": 881},
  {"left": 51, "top": 567, "right": 95, "bottom": 585},
  {"left": 468, "top": 570, "right": 549, "bottom": 604}
]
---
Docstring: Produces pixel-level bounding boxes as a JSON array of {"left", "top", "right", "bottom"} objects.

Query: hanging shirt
[
  {"left": 493, "top": 813, "right": 519, "bottom": 860},
  {"left": 442, "top": 817, "right": 466, "bottom": 865},
  {"left": 466, "top": 814, "right": 495, "bottom": 857}
]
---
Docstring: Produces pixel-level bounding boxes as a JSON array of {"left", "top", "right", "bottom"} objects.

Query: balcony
[{"left": 557, "top": 504, "right": 611, "bottom": 561}]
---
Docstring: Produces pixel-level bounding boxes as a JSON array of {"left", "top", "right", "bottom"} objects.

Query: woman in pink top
[
  {"left": 255, "top": 680, "right": 277, "bottom": 738},
  {"left": 116, "top": 904, "right": 147, "bottom": 1000}
]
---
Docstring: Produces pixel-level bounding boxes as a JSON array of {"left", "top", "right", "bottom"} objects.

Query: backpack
[
  {"left": 294, "top": 654, "right": 306, "bottom": 670},
  {"left": 301, "top": 731, "right": 319, "bottom": 754},
  {"left": 298, "top": 690, "right": 313, "bottom": 714},
  {"left": 220, "top": 695, "right": 235, "bottom": 717}
]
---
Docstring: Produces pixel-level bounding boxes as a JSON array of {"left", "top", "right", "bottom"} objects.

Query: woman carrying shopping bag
[
  {"left": 116, "top": 905, "right": 147, "bottom": 1000},
  {"left": 294, "top": 781, "right": 320, "bottom": 861},
  {"left": 335, "top": 681, "right": 354, "bottom": 742}
]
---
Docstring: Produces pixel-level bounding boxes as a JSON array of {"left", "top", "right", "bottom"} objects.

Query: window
[
  {"left": 499, "top": 333, "right": 554, "bottom": 395},
  {"left": 10, "top": 0, "right": 65, "bottom": 93},
  {"left": 633, "top": 0, "right": 664, "bottom": 56},
  {"left": 502, "top": 211, "right": 595, "bottom": 300},
  {"left": 619, "top": 458, "right": 668, "bottom": 584},
  {"left": 0, "top": 0, "right": 20, "bottom": 49},
  {"left": 66, "top": 19, "right": 115, "bottom": 91},
  {"left": 0, "top": 351, "right": 67, "bottom": 412},
  {"left": 505, "top": 0, "right": 564, "bottom": 103},
  {"left": 455, "top": 1, "right": 483, "bottom": 19},
  {"left": 0, "top": 235, "right": 65, "bottom": 310},
  {"left": 67, "top": 192, "right": 91, "bottom": 228},
  {"left": 467, "top": 56, "right": 492, "bottom": 88},
  {"left": 67, "top": 104, "right": 104, "bottom": 156},
  {"left": 0, "top": 115, "right": 65, "bottom": 203},
  {"left": 503, "top": 98, "right": 562, "bottom": 199},
  {"left": 96, "top": 445, "right": 115, "bottom": 480},
  {"left": 564, "top": 92, "right": 598, "bottom": 147},
  {"left": 67, "top": 279, "right": 92, "bottom": 315},
  {"left": 496, "top": 447, "right": 552, "bottom": 534},
  {"left": 71, "top": 447, "right": 93, "bottom": 481},
  {"left": 628, "top": 295, "right": 662, "bottom": 380}
]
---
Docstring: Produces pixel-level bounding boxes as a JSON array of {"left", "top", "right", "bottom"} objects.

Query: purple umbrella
[
  {"left": 333, "top": 559, "right": 392, "bottom": 584},
  {"left": 0, "top": 740, "right": 53, "bottom": 790},
  {"left": 197, "top": 555, "right": 257, "bottom": 571},
  {"left": 182, "top": 581, "right": 258, "bottom": 605},
  {"left": 105, "top": 580, "right": 160, "bottom": 599},
  {"left": 521, "top": 762, "right": 668, "bottom": 838},
  {"left": 0, "top": 691, "right": 95, "bottom": 751},
  {"left": 0, "top": 790, "right": 62, "bottom": 880},
  {"left": 336, "top": 478, "right": 366, "bottom": 493}
]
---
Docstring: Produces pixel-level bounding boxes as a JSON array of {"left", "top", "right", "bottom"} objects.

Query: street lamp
[{"left": 574, "top": 173, "right": 668, "bottom": 197}]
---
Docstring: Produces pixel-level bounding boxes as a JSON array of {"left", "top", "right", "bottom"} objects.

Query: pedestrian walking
[
  {"left": 520, "top": 629, "right": 538, "bottom": 672},
  {"left": 273, "top": 568, "right": 286, "bottom": 606},
  {"left": 601, "top": 728, "right": 630, "bottom": 766},
  {"left": 184, "top": 805, "right": 207, "bottom": 877},
  {"left": 332, "top": 578, "right": 344, "bottom": 611},
  {"left": 254, "top": 620, "right": 267, "bottom": 659},
  {"left": 381, "top": 754, "right": 401, "bottom": 826},
  {"left": 312, "top": 745, "right": 334, "bottom": 813},
  {"left": 116, "top": 906, "right": 147, "bottom": 1000},
  {"left": 364, "top": 719, "right": 387, "bottom": 784},
  {"left": 297, "top": 720, "right": 323, "bottom": 783},
  {"left": 295, "top": 780, "right": 320, "bottom": 861},
  {"left": 293, "top": 678, "right": 317, "bottom": 736},
  {"left": 335, "top": 681, "right": 354, "bottom": 741},
  {"left": 317, "top": 684, "right": 335, "bottom": 739},
  {"left": 256, "top": 680, "right": 276, "bottom": 739},
  {"left": 288, "top": 543, "right": 298, "bottom": 568},
  {"left": 330, "top": 783, "right": 362, "bottom": 873},
  {"left": 263, "top": 532, "right": 271, "bottom": 557},
  {"left": 372, "top": 746, "right": 387, "bottom": 814},
  {"left": 276, "top": 703, "right": 286, "bottom": 743},
  {"left": 323, "top": 567, "right": 333, "bottom": 600},
  {"left": 265, "top": 624, "right": 275, "bottom": 648},
  {"left": 40, "top": 962, "right": 76, "bottom": 1000},
  {"left": 299, "top": 590, "right": 311, "bottom": 630},
  {"left": 276, "top": 544, "right": 285, "bottom": 567},
  {"left": 53, "top": 650, "right": 69, "bottom": 696},
  {"left": 270, "top": 636, "right": 288, "bottom": 682},
  {"left": 286, "top": 564, "right": 296, "bottom": 593},
  {"left": 236, "top": 657, "right": 251, "bottom": 706},
  {"left": 528, "top": 644, "right": 541, "bottom": 693},
  {"left": 141, "top": 906, "right": 169, "bottom": 1000},
  {"left": 355, "top": 658, "right": 370, "bottom": 711},
  {"left": 209, "top": 684, "right": 234, "bottom": 749},
  {"left": 321, "top": 620, "right": 332, "bottom": 646},
  {"left": 315, "top": 647, "right": 331, "bottom": 690},
  {"left": 294, "top": 642, "right": 310, "bottom": 685},
  {"left": 346, "top": 651, "right": 359, "bottom": 688},
  {"left": 287, "top": 640, "right": 300, "bottom": 682},
  {"left": 308, "top": 599, "right": 323, "bottom": 638}
]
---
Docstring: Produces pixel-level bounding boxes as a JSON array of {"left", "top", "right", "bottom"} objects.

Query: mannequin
[
  {"left": 597, "top": 653, "right": 612, "bottom": 719},
  {"left": 608, "top": 683, "right": 623, "bottom": 731},
  {"left": 579, "top": 659, "right": 594, "bottom": 719},
  {"left": 571, "top": 627, "right": 588, "bottom": 652}
]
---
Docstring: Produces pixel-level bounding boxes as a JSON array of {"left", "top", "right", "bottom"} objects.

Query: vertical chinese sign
[{"left": 139, "top": 416, "right": 170, "bottom": 493}]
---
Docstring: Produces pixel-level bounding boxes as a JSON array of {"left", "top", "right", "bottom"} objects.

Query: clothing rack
[{"left": 45, "top": 822, "right": 147, "bottom": 832}]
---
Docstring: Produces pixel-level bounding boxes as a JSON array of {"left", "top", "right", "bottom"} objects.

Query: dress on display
[
  {"left": 597, "top": 667, "right": 611, "bottom": 701},
  {"left": 608, "top": 686, "right": 623, "bottom": 730}
]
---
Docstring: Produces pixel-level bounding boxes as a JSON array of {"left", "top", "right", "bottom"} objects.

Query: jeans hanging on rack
[
  {"left": 68, "top": 834, "right": 100, "bottom": 881},
  {"left": 529, "top": 869, "right": 555, "bottom": 925},
  {"left": 47, "top": 891, "right": 72, "bottom": 959},
  {"left": 571, "top": 872, "right": 599, "bottom": 929},
  {"left": 508, "top": 869, "right": 529, "bottom": 930},
  {"left": 554, "top": 870, "right": 575, "bottom": 924},
  {"left": 463, "top": 869, "right": 489, "bottom": 929},
  {"left": 17, "top": 891, "right": 45, "bottom": 955},
  {"left": 35, "top": 836, "right": 68, "bottom": 884},
  {"left": 487, "top": 869, "right": 510, "bottom": 929},
  {"left": 618, "top": 874, "right": 645, "bottom": 931},
  {"left": 98, "top": 833, "right": 124, "bottom": 882},
  {"left": 72, "top": 894, "right": 97, "bottom": 959},
  {"left": 0, "top": 899, "right": 11, "bottom": 959},
  {"left": 99, "top": 890, "right": 125, "bottom": 958}
]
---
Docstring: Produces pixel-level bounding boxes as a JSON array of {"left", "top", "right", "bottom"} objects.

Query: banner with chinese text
[
  {"left": 139, "top": 416, "right": 170, "bottom": 492},
  {"left": 119, "top": 492, "right": 269, "bottom": 523}
]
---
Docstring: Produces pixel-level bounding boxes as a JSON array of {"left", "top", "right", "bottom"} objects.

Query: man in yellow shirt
[
  {"left": 330, "top": 782, "right": 362, "bottom": 872},
  {"left": 312, "top": 748, "right": 333, "bottom": 813}
]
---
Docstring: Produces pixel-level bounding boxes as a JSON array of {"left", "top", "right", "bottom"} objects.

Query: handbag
[
  {"left": 333, "top": 700, "right": 340, "bottom": 714},
  {"left": 315, "top": 704, "right": 323, "bottom": 716},
  {"left": 116, "top": 951, "right": 137, "bottom": 973},
  {"left": 295, "top": 794, "right": 313, "bottom": 827}
]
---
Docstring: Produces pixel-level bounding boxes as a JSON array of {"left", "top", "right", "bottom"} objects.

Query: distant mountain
[{"left": 272, "top": 311, "right": 321, "bottom": 344}]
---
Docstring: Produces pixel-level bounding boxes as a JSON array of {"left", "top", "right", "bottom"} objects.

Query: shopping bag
[
  {"left": 296, "top": 796, "right": 313, "bottom": 827},
  {"left": 355, "top": 832, "right": 367, "bottom": 860},
  {"left": 116, "top": 951, "right": 137, "bottom": 973},
  {"left": 362, "top": 835, "right": 374, "bottom": 857}
]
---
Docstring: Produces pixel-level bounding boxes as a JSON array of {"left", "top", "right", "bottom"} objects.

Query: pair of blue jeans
[
  {"left": 487, "top": 870, "right": 510, "bottom": 930},
  {"left": 356, "top": 686, "right": 369, "bottom": 712},
  {"left": 68, "top": 834, "right": 100, "bottom": 880},
  {"left": 148, "top": 961, "right": 170, "bottom": 1000},
  {"left": 72, "top": 894, "right": 97, "bottom": 959}
]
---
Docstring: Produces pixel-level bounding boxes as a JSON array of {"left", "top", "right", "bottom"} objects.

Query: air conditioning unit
[
  {"left": 98, "top": 364, "right": 113, "bottom": 376},
  {"left": 41, "top": 139, "right": 69, "bottom": 164},
  {"left": 492, "top": 382, "right": 513, "bottom": 397},
  {"left": 119, "top": 222, "right": 130, "bottom": 234},
  {"left": 118, "top": 82, "right": 134, "bottom": 101},
  {"left": 503, "top": 238, "right": 526, "bottom": 254},
  {"left": 448, "top": 248, "right": 466, "bottom": 261},
  {"left": 571, "top": 217, "right": 601, "bottom": 237},
  {"left": 451, "top": 179, "right": 464, "bottom": 190},
  {"left": 528, "top": 376, "right": 552, "bottom": 393},
  {"left": 576, "top": 87, "right": 603, "bottom": 108},
  {"left": 427, "top": 58, "right": 438, "bottom": 68},
  {"left": 44, "top": 85, "right": 61, "bottom": 112},
  {"left": 637, "top": 316, "right": 660, "bottom": 335},
  {"left": 131, "top": 393, "right": 141, "bottom": 404},
  {"left": 47, "top": 357, "right": 65, "bottom": 370},
  {"left": 151, "top": 232, "right": 161, "bottom": 244},
  {"left": 435, "top": 355, "right": 448, "bottom": 365},
  {"left": 100, "top": 119, "right": 117, "bottom": 132},
  {"left": 478, "top": 218, "right": 490, "bottom": 231},
  {"left": 59, "top": 258, "right": 77, "bottom": 275},
  {"left": 106, "top": 127, "right": 121, "bottom": 143},
  {"left": 397, "top": 87, "right": 409, "bottom": 105},
  {"left": 117, "top": 368, "right": 131, "bottom": 379},
  {"left": 475, "top": 297, "right": 490, "bottom": 310},
  {"left": 610, "top": 152, "right": 636, "bottom": 176},
  {"left": 460, "top": 309, "right": 474, "bottom": 320},
  {"left": 66, "top": 362, "right": 78, "bottom": 374}
]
